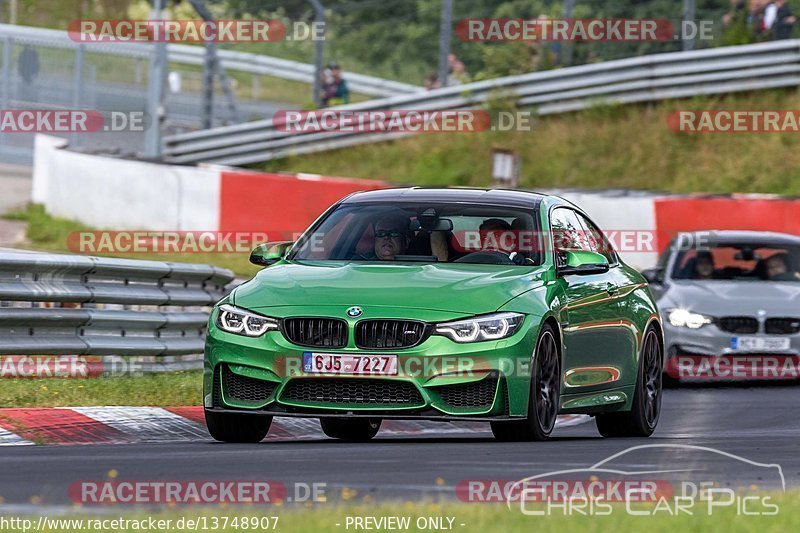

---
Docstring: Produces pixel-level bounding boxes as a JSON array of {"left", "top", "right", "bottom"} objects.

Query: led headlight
[
  {"left": 435, "top": 312, "right": 525, "bottom": 343},
  {"left": 667, "top": 308, "right": 713, "bottom": 329},
  {"left": 217, "top": 304, "right": 279, "bottom": 337}
]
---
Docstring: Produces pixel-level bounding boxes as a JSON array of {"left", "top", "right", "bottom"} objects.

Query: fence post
[
  {"left": 561, "top": 0, "right": 576, "bottom": 66},
  {"left": 2, "top": 36, "right": 11, "bottom": 109},
  {"left": 683, "top": 0, "right": 696, "bottom": 51},
  {"left": 437, "top": 0, "right": 453, "bottom": 88},
  {"left": 0, "top": 37, "right": 10, "bottom": 155},
  {"left": 145, "top": 0, "right": 167, "bottom": 158},
  {"left": 71, "top": 43, "right": 85, "bottom": 148}
]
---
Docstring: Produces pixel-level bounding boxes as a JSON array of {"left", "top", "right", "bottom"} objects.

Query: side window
[
  {"left": 575, "top": 212, "right": 618, "bottom": 265},
  {"left": 551, "top": 208, "right": 591, "bottom": 267}
]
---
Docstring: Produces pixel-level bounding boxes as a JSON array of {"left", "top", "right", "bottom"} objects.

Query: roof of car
[
  {"left": 677, "top": 230, "right": 800, "bottom": 245},
  {"left": 341, "top": 187, "right": 547, "bottom": 208}
]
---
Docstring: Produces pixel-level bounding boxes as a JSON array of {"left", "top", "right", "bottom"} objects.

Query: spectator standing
[
  {"left": 773, "top": 0, "right": 797, "bottom": 38},
  {"left": 18, "top": 45, "right": 40, "bottom": 100},
  {"left": 321, "top": 62, "right": 350, "bottom": 107},
  {"left": 424, "top": 73, "right": 441, "bottom": 90}
]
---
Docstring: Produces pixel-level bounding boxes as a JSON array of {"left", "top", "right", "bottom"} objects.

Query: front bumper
[
  {"left": 663, "top": 321, "right": 800, "bottom": 380},
  {"left": 203, "top": 314, "right": 539, "bottom": 419}
]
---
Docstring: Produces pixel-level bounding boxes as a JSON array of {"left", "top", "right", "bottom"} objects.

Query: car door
[{"left": 551, "top": 208, "right": 630, "bottom": 391}]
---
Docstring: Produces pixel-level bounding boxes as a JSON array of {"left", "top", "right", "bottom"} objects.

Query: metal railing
[
  {"left": 163, "top": 39, "right": 800, "bottom": 166},
  {"left": 0, "top": 250, "right": 234, "bottom": 373},
  {"left": 0, "top": 24, "right": 420, "bottom": 97}
]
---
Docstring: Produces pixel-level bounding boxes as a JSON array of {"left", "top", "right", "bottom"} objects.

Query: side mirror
[
  {"left": 250, "top": 241, "right": 293, "bottom": 267},
  {"left": 559, "top": 250, "right": 609, "bottom": 276},
  {"left": 641, "top": 267, "right": 664, "bottom": 285}
]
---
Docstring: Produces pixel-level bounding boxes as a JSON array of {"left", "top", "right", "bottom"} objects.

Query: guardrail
[
  {"left": 163, "top": 39, "right": 800, "bottom": 166},
  {"left": 0, "top": 23, "right": 420, "bottom": 98},
  {"left": 0, "top": 251, "right": 234, "bottom": 374}
]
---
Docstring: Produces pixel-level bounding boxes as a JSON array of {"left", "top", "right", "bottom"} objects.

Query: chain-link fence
[{"left": 0, "top": 25, "right": 285, "bottom": 164}]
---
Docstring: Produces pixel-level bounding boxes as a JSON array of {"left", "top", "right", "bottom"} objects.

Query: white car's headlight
[
  {"left": 435, "top": 312, "right": 525, "bottom": 343},
  {"left": 217, "top": 304, "right": 279, "bottom": 337},
  {"left": 667, "top": 308, "right": 713, "bottom": 329}
]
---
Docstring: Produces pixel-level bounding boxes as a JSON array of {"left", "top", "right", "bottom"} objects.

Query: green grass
[
  {"left": 0, "top": 371, "right": 201, "bottom": 408},
  {"left": 260, "top": 89, "right": 800, "bottom": 196},
  {"left": 8, "top": 495, "right": 799, "bottom": 532},
  {"left": 3, "top": 204, "right": 260, "bottom": 277}
]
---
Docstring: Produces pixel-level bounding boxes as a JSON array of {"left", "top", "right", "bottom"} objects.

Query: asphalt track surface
[{"left": 2, "top": 384, "right": 799, "bottom": 509}]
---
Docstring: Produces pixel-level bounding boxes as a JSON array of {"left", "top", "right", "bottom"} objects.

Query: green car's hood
[{"left": 232, "top": 260, "right": 544, "bottom": 314}]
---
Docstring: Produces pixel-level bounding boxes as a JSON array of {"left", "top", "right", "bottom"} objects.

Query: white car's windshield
[{"left": 672, "top": 244, "right": 800, "bottom": 281}]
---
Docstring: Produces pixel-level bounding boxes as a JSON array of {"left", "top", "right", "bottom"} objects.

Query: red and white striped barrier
[{"left": 0, "top": 407, "right": 589, "bottom": 446}]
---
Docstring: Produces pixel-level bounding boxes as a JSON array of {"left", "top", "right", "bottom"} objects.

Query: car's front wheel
[
  {"left": 491, "top": 324, "right": 561, "bottom": 442},
  {"left": 320, "top": 418, "right": 381, "bottom": 441},
  {"left": 205, "top": 410, "right": 272, "bottom": 443},
  {"left": 595, "top": 327, "right": 662, "bottom": 438}
]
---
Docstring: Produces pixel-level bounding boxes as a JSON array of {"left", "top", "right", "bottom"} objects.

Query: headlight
[
  {"left": 435, "top": 312, "right": 525, "bottom": 343},
  {"left": 217, "top": 304, "right": 279, "bottom": 337},
  {"left": 667, "top": 308, "right": 713, "bottom": 329}
]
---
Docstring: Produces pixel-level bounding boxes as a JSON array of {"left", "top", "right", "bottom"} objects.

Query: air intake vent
[
  {"left": 222, "top": 365, "right": 277, "bottom": 404},
  {"left": 281, "top": 378, "right": 424, "bottom": 407},
  {"left": 437, "top": 375, "right": 498, "bottom": 409}
]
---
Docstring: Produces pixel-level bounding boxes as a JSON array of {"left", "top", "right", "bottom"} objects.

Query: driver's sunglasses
[{"left": 375, "top": 229, "right": 404, "bottom": 239}]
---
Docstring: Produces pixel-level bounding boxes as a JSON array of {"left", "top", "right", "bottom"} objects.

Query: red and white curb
[{"left": 0, "top": 407, "right": 590, "bottom": 446}]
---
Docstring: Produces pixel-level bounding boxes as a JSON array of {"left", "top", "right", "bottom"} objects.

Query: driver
[
  {"left": 693, "top": 251, "right": 715, "bottom": 280},
  {"left": 765, "top": 253, "right": 800, "bottom": 280},
  {"left": 371, "top": 213, "right": 411, "bottom": 261}
]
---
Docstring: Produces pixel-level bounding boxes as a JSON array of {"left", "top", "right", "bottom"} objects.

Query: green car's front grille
[
  {"left": 355, "top": 319, "right": 430, "bottom": 349},
  {"left": 437, "top": 374, "right": 498, "bottom": 409},
  {"left": 280, "top": 378, "right": 425, "bottom": 407},
  {"left": 282, "top": 317, "right": 348, "bottom": 348}
]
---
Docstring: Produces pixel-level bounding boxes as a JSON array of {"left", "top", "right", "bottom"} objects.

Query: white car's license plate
[
  {"left": 302, "top": 352, "right": 398, "bottom": 375},
  {"left": 731, "top": 337, "right": 791, "bottom": 352}
]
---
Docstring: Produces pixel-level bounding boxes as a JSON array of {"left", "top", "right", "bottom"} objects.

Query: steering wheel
[{"left": 454, "top": 251, "right": 515, "bottom": 265}]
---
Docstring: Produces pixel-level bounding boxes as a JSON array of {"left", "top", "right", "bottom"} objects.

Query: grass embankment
[
  {"left": 3, "top": 204, "right": 260, "bottom": 277},
  {"left": 10, "top": 495, "right": 799, "bottom": 532},
  {"left": 0, "top": 372, "right": 201, "bottom": 408},
  {"left": 261, "top": 89, "right": 800, "bottom": 196}
]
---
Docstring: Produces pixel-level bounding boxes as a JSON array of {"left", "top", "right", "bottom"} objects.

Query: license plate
[
  {"left": 731, "top": 337, "right": 791, "bottom": 352},
  {"left": 302, "top": 352, "right": 398, "bottom": 375}
]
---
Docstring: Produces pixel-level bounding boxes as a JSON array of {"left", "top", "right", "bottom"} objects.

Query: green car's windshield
[
  {"left": 672, "top": 243, "right": 800, "bottom": 282},
  {"left": 289, "top": 202, "right": 543, "bottom": 266}
]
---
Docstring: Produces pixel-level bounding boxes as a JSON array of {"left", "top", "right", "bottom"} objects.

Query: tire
[
  {"left": 320, "top": 418, "right": 381, "bottom": 441},
  {"left": 205, "top": 410, "right": 272, "bottom": 443},
  {"left": 491, "top": 324, "right": 560, "bottom": 442},
  {"left": 595, "top": 327, "right": 663, "bottom": 438}
]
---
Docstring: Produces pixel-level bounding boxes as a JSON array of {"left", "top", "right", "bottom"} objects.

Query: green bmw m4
[{"left": 204, "top": 188, "right": 663, "bottom": 442}]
